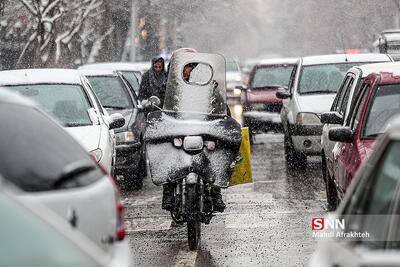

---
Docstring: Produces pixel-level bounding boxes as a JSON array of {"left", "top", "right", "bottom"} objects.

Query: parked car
[
  {"left": 325, "top": 67, "right": 400, "bottom": 209},
  {"left": 0, "top": 88, "right": 130, "bottom": 266},
  {"left": 311, "top": 116, "right": 400, "bottom": 266},
  {"left": 0, "top": 69, "right": 122, "bottom": 174},
  {"left": 0, "top": 185, "right": 126, "bottom": 267},
  {"left": 226, "top": 60, "right": 244, "bottom": 99},
  {"left": 321, "top": 62, "right": 397, "bottom": 210},
  {"left": 79, "top": 62, "right": 145, "bottom": 95},
  {"left": 80, "top": 69, "right": 147, "bottom": 189},
  {"left": 374, "top": 29, "right": 400, "bottom": 61},
  {"left": 242, "top": 58, "right": 298, "bottom": 138},
  {"left": 277, "top": 53, "right": 392, "bottom": 170}
]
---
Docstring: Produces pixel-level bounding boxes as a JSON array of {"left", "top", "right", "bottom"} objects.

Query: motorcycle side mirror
[{"left": 148, "top": 96, "right": 161, "bottom": 107}]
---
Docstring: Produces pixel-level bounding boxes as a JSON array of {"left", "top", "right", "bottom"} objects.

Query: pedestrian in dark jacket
[{"left": 138, "top": 57, "right": 168, "bottom": 106}]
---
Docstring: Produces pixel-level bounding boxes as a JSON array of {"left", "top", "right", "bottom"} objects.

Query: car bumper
[
  {"left": 114, "top": 142, "right": 142, "bottom": 175},
  {"left": 243, "top": 111, "right": 281, "bottom": 131},
  {"left": 289, "top": 124, "right": 322, "bottom": 154}
]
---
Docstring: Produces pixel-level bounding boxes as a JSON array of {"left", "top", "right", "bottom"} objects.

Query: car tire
[{"left": 284, "top": 134, "right": 307, "bottom": 170}]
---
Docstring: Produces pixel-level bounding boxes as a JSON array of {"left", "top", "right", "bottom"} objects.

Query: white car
[
  {"left": 0, "top": 88, "right": 130, "bottom": 266},
  {"left": 311, "top": 116, "right": 400, "bottom": 267},
  {"left": 0, "top": 69, "right": 123, "bottom": 174},
  {"left": 277, "top": 53, "right": 392, "bottom": 170},
  {"left": 226, "top": 60, "right": 244, "bottom": 99},
  {"left": 320, "top": 61, "right": 397, "bottom": 210}
]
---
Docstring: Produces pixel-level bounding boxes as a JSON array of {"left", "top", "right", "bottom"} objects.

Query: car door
[
  {"left": 334, "top": 82, "right": 370, "bottom": 196},
  {"left": 324, "top": 74, "right": 355, "bottom": 174},
  {"left": 326, "top": 144, "right": 400, "bottom": 266}
]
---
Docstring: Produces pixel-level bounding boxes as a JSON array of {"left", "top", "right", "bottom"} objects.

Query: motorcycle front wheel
[{"left": 186, "top": 184, "right": 201, "bottom": 250}]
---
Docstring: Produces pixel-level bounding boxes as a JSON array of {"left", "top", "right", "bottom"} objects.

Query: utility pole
[{"left": 394, "top": 0, "right": 400, "bottom": 28}]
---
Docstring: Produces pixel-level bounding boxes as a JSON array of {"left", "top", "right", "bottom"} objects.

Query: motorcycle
[{"left": 144, "top": 52, "right": 242, "bottom": 250}]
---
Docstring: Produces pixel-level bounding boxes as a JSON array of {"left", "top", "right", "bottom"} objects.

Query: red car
[
  {"left": 242, "top": 58, "right": 298, "bottom": 138},
  {"left": 328, "top": 69, "right": 400, "bottom": 204}
]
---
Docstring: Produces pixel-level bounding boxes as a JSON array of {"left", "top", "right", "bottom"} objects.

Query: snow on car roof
[
  {"left": 351, "top": 62, "right": 400, "bottom": 78},
  {"left": 301, "top": 53, "right": 391, "bottom": 66},
  {"left": 0, "top": 69, "right": 82, "bottom": 85},
  {"left": 78, "top": 69, "right": 118, "bottom": 76},
  {"left": 258, "top": 57, "right": 299, "bottom": 65},
  {"left": 78, "top": 62, "right": 151, "bottom": 72}
]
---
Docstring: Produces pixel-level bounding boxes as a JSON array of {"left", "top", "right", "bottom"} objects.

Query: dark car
[
  {"left": 242, "top": 58, "right": 298, "bottom": 139},
  {"left": 80, "top": 69, "right": 147, "bottom": 190}
]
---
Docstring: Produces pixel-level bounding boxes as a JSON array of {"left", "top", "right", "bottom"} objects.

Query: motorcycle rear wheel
[{"left": 186, "top": 184, "right": 201, "bottom": 250}]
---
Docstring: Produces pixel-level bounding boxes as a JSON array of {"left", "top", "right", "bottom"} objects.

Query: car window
[
  {"left": 363, "top": 84, "right": 400, "bottom": 138},
  {"left": 298, "top": 63, "right": 364, "bottom": 94},
  {"left": 226, "top": 61, "right": 240, "bottom": 72},
  {"left": 332, "top": 75, "right": 351, "bottom": 112},
  {"left": 0, "top": 104, "right": 102, "bottom": 192},
  {"left": 6, "top": 84, "right": 93, "bottom": 127},
  {"left": 339, "top": 77, "right": 354, "bottom": 115},
  {"left": 251, "top": 65, "right": 294, "bottom": 88},
  {"left": 120, "top": 71, "right": 140, "bottom": 95},
  {"left": 342, "top": 141, "right": 400, "bottom": 249},
  {"left": 87, "top": 76, "right": 133, "bottom": 110},
  {"left": 0, "top": 193, "right": 102, "bottom": 267},
  {"left": 348, "top": 83, "right": 369, "bottom": 130}
]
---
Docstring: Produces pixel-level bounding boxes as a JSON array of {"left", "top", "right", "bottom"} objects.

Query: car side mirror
[
  {"left": 320, "top": 112, "right": 343, "bottom": 125},
  {"left": 276, "top": 87, "right": 291, "bottom": 99},
  {"left": 109, "top": 113, "right": 125, "bottom": 130},
  {"left": 328, "top": 127, "right": 354, "bottom": 143}
]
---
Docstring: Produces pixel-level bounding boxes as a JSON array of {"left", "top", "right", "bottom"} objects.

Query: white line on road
[
  {"left": 174, "top": 246, "right": 198, "bottom": 267},
  {"left": 125, "top": 217, "right": 172, "bottom": 233}
]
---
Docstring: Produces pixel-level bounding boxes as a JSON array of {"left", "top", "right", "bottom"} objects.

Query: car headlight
[
  {"left": 90, "top": 148, "right": 103, "bottom": 162},
  {"left": 233, "top": 88, "right": 241, "bottom": 96},
  {"left": 296, "top": 112, "right": 320, "bottom": 124},
  {"left": 115, "top": 131, "right": 136, "bottom": 144},
  {"left": 235, "top": 75, "right": 242, "bottom": 82}
]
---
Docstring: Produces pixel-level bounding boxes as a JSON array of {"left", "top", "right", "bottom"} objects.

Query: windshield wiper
[
  {"left": 301, "top": 90, "right": 337, "bottom": 95},
  {"left": 103, "top": 105, "right": 126, "bottom": 110},
  {"left": 365, "top": 133, "right": 382, "bottom": 138},
  {"left": 64, "top": 122, "right": 92, "bottom": 127},
  {"left": 53, "top": 161, "right": 95, "bottom": 188}
]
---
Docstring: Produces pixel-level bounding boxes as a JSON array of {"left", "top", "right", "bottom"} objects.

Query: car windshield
[
  {"left": 251, "top": 65, "right": 294, "bottom": 88},
  {"left": 298, "top": 62, "right": 363, "bottom": 94},
  {"left": 226, "top": 61, "right": 240, "bottom": 72},
  {"left": 87, "top": 76, "right": 132, "bottom": 110},
  {"left": 0, "top": 104, "right": 101, "bottom": 192},
  {"left": 6, "top": 84, "right": 92, "bottom": 127},
  {"left": 120, "top": 71, "right": 141, "bottom": 95},
  {"left": 364, "top": 84, "right": 400, "bottom": 138}
]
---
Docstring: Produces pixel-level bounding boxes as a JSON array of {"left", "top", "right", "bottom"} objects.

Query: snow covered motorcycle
[{"left": 144, "top": 52, "right": 242, "bottom": 250}]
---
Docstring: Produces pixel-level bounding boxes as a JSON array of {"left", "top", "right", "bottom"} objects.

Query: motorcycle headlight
[
  {"left": 115, "top": 131, "right": 136, "bottom": 144},
  {"left": 296, "top": 112, "right": 320, "bottom": 124},
  {"left": 90, "top": 148, "right": 103, "bottom": 162}
]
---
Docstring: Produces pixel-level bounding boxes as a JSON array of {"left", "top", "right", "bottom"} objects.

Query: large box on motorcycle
[{"left": 230, "top": 127, "right": 253, "bottom": 186}]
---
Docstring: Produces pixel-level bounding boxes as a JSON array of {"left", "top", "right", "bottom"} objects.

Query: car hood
[
  {"left": 65, "top": 125, "right": 101, "bottom": 152},
  {"left": 297, "top": 94, "right": 336, "bottom": 114},
  {"left": 106, "top": 108, "right": 133, "bottom": 132},
  {"left": 226, "top": 71, "right": 240, "bottom": 82}
]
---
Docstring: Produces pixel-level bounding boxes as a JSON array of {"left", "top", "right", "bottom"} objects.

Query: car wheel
[{"left": 284, "top": 134, "right": 307, "bottom": 170}]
